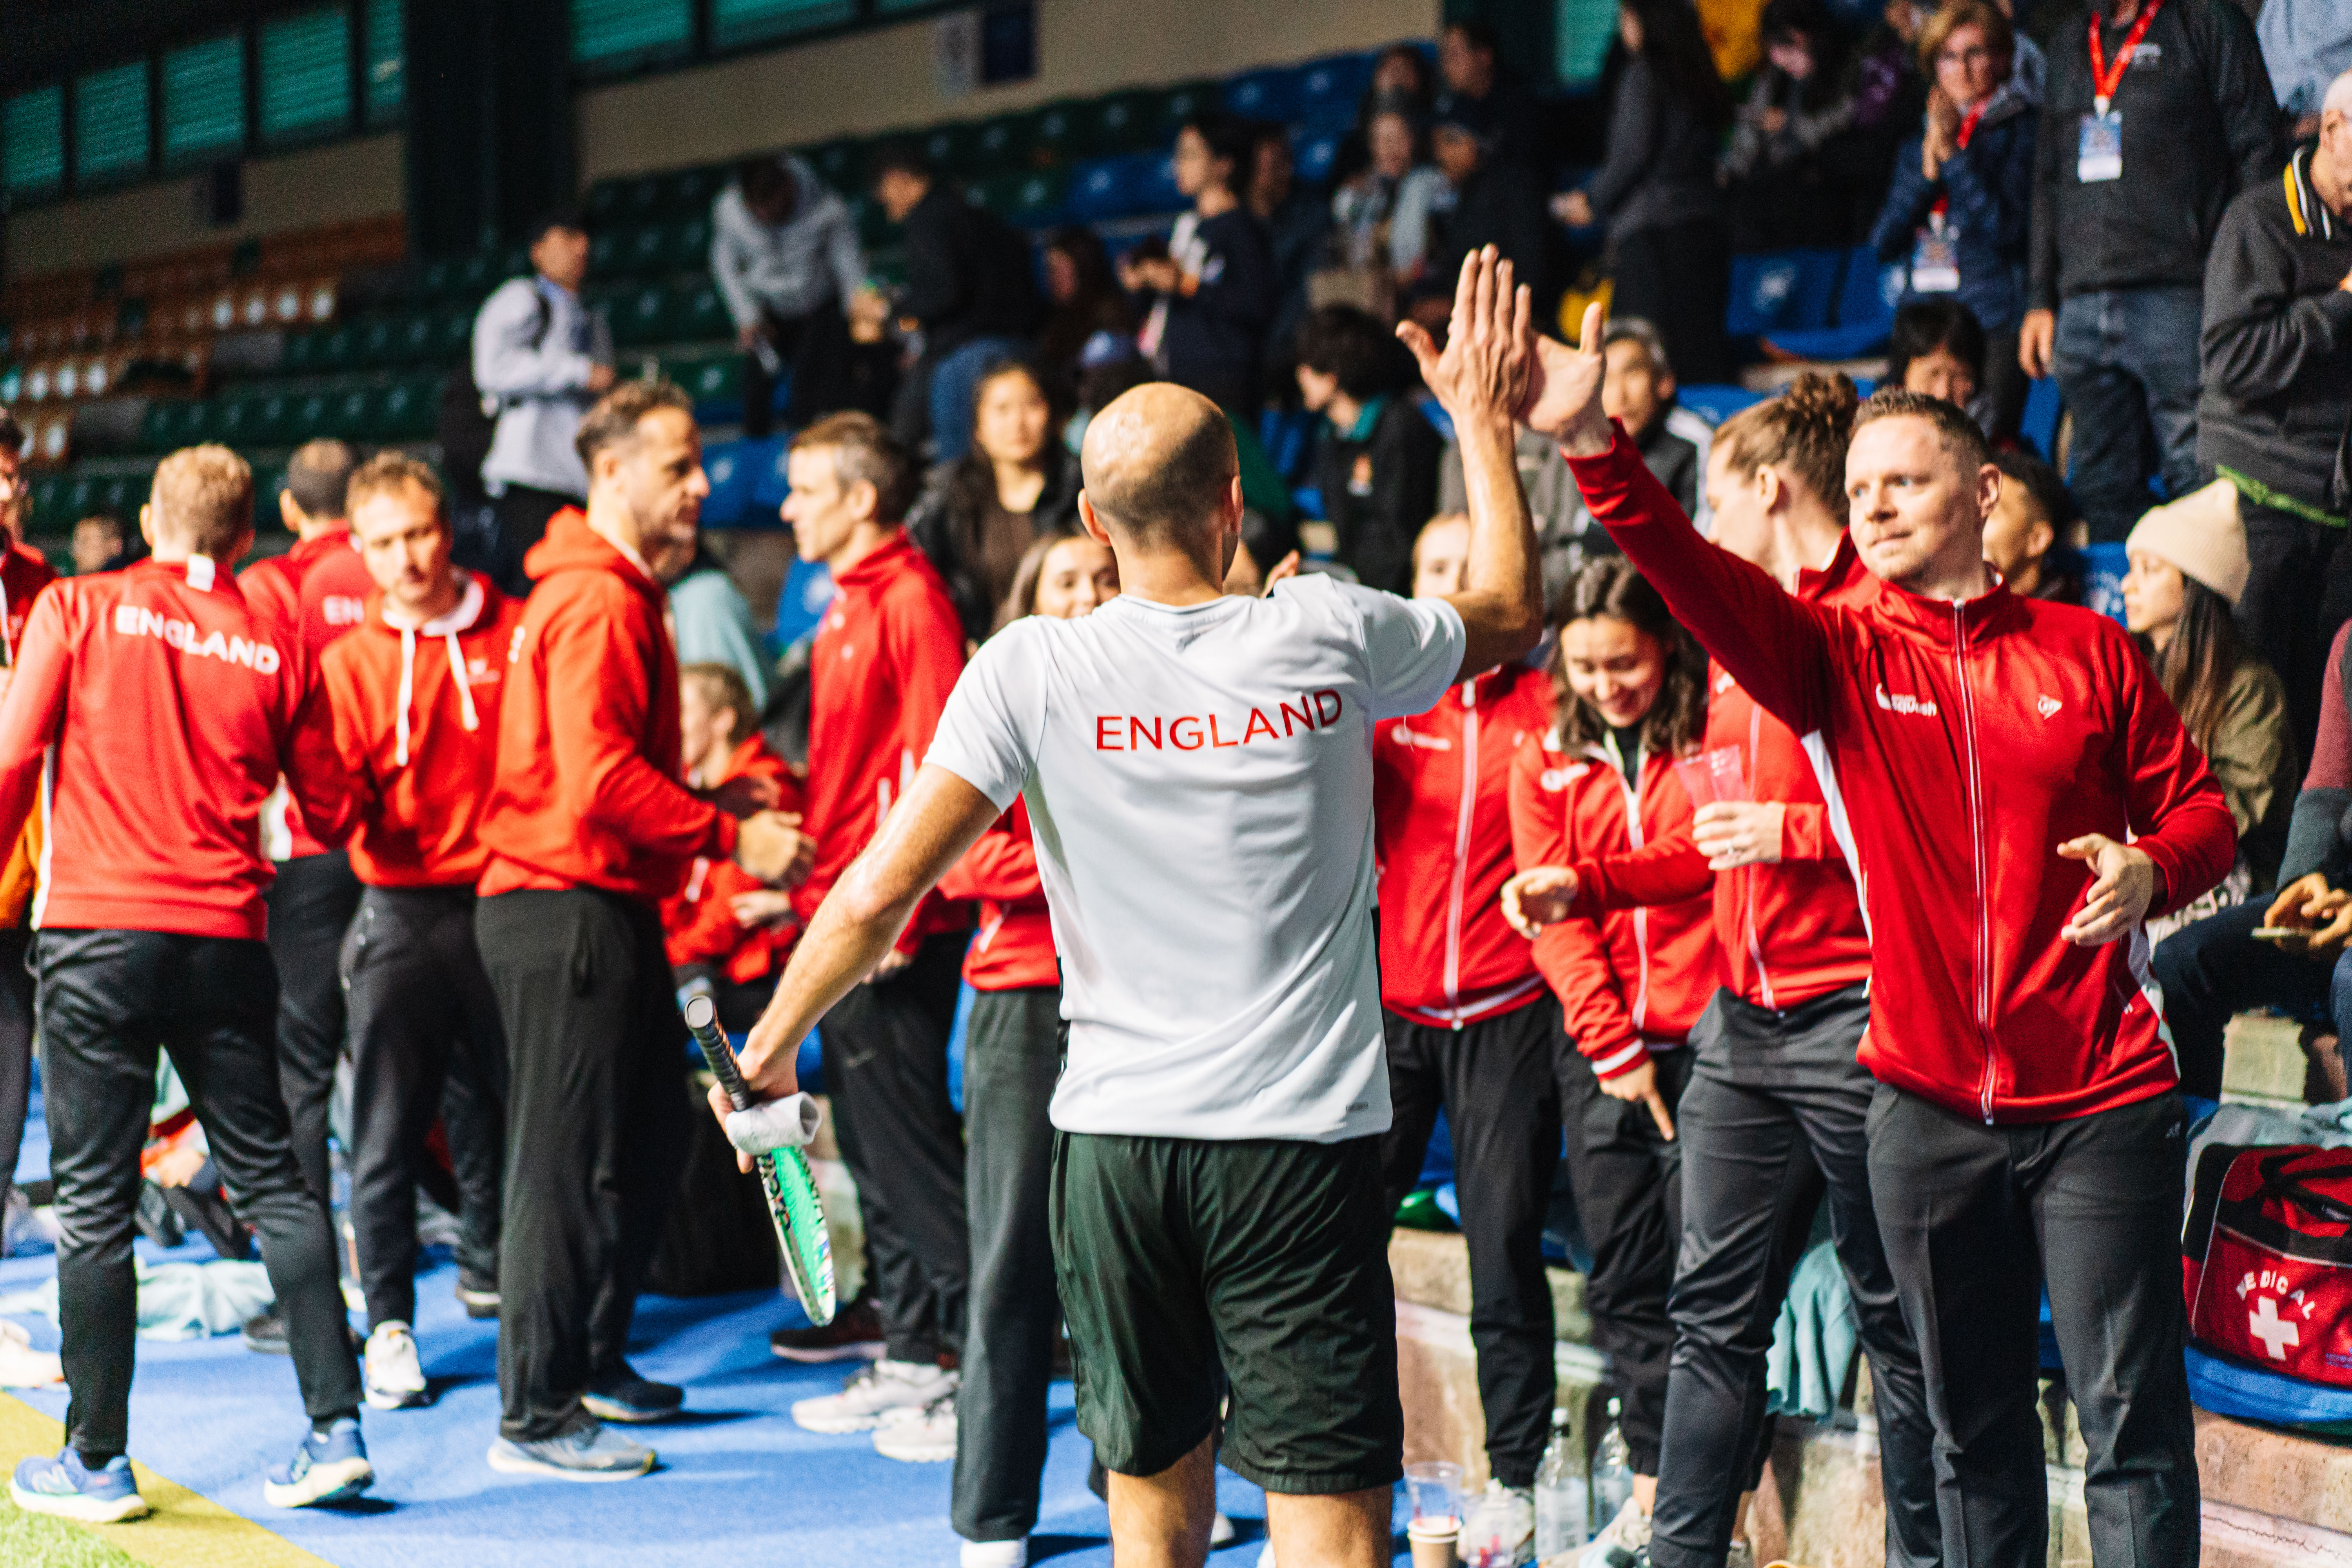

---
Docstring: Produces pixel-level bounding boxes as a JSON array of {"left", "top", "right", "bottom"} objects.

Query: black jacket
[
  {"left": 2028, "top": 0, "right": 2280, "bottom": 310},
  {"left": 900, "top": 184, "right": 1043, "bottom": 354},
  {"left": 1312, "top": 395, "right": 1442, "bottom": 597},
  {"left": 2196, "top": 144, "right": 2352, "bottom": 518},
  {"left": 1152, "top": 209, "right": 1277, "bottom": 411},
  {"left": 1433, "top": 160, "right": 1551, "bottom": 308},
  {"left": 907, "top": 445, "right": 1083, "bottom": 641},
  {"left": 1584, "top": 54, "right": 1725, "bottom": 240}
]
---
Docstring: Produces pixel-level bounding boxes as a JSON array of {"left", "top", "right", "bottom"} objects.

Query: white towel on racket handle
[{"left": 723, "top": 1093, "right": 822, "bottom": 1156}]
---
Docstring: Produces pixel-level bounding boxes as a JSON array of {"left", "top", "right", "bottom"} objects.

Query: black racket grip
[{"left": 682, "top": 995, "right": 754, "bottom": 1112}]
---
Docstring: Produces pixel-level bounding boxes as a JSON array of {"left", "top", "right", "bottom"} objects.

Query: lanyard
[
  {"left": 2088, "top": 0, "right": 2162, "bottom": 117},
  {"left": 1931, "top": 103, "right": 1989, "bottom": 220}
]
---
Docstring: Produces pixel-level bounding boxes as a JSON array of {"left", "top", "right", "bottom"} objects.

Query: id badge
[
  {"left": 1910, "top": 223, "right": 1960, "bottom": 293},
  {"left": 2077, "top": 112, "right": 2122, "bottom": 182}
]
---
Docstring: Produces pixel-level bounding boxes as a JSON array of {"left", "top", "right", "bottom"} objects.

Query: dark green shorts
[{"left": 1050, "top": 1129, "right": 1403, "bottom": 1495}]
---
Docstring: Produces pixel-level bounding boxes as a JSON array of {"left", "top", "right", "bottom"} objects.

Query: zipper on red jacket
[
  {"left": 1740, "top": 702, "right": 1776, "bottom": 1010},
  {"left": 1441, "top": 681, "right": 1478, "bottom": 1027},
  {"left": 1607, "top": 740, "right": 1652, "bottom": 1033},
  {"left": 1952, "top": 603, "right": 1998, "bottom": 1123}
]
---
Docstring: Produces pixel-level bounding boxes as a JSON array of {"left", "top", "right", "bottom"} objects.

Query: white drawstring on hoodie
[{"left": 380, "top": 574, "right": 485, "bottom": 766}]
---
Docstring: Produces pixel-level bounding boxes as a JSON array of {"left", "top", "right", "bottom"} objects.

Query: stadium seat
[
  {"left": 328, "top": 384, "right": 380, "bottom": 440},
  {"left": 1725, "top": 248, "right": 1845, "bottom": 340},
  {"left": 393, "top": 309, "right": 440, "bottom": 365},
  {"left": 27, "top": 475, "right": 60, "bottom": 531},
  {"left": 178, "top": 399, "right": 217, "bottom": 445},
  {"left": 356, "top": 313, "right": 405, "bottom": 369},
  {"left": 1063, "top": 151, "right": 1180, "bottom": 223},
  {"left": 1223, "top": 65, "right": 1303, "bottom": 123},
  {"left": 1294, "top": 53, "right": 1374, "bottom": 129},
  {"left": 314, "top": 323, "right": 361, "bottom": 374},
  {"left": 701, "top": 434, "right": 762, "bottom": 524},
  {"left": 662, "top": 164, "right": 723, "bottom": 217},
  {"left": 973, "top": 113, "right": 1032, "bottom": 175},
  {"left": 1085, "top": 90, "right": 1158, "bottom": 156},
  {"left": 2020, "top": 376, "right": 2062, "bottom": 460},
  {"left": 610, "top": 284, "right": 677, "bottom": 348},
  {"left": 806, "top": 138, "right": 864, "bottom": 191},
  {"left": 1677, "top": 383, "right": 1768, "bottom": 425},
  {"left": 1152, "top": 81, "right": 1221, "bottom": 143},
  {"left": 281, "top": 327, "right": 320, "bottom": 376},
  {"left": 378, "top": 376, "right": 439, "bottom": 441},
  {"left": 971, "top": 169, "right": 1069, "bottom": 229},
  {"left": 674, "top": 281, "right": 730, "bottom": 342},
  {"left": 920, "top": 122, "right": 984, "bottom": 179},
  {"left": 1028, "top": 99, "right": 1086, "bottom": 165},
  {"left": 91, "top": 468, "right": 149, "bottom": 517},
  {"left": 850, "top": 194, "right": 895, "bottom": 250},
  {"left": 585, "top": 178, "right": 630, "bottom": 230},
  {"left": 1759, "top": 247, "right": 1903, "bottom": 361},
  {"left": 138, "top": 402, "right": 181, "bottom": 455},
  {"left": 1292, "top": 127, "right": 1342, "bottom": 185},
  {"left": 666, "top": 214, "right": 713, "bottom": 273},
  {"left": 251, "top": 390, "right": 298, "bottom": 445}
]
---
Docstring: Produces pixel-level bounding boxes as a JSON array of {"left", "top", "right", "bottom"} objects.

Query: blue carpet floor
[{"left": 4, "top": 1093, "right": 1417, "bottom": 1564}]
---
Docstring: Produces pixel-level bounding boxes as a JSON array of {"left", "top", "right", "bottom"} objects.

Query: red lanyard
[
  {"left": 2088, "top": 0, "right": 2162, "bottom": 116},
  {"left": 1931, "top": 104, "right": 1988, "bottom": 219}
]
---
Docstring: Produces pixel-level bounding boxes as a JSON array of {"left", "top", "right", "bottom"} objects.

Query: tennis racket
[{"left": 682, "top": 995, "right": 837, "bottom": 1326}]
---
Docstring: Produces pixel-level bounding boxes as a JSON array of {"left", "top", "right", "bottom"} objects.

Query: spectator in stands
[
  {"left": 1330, "top": 95, "right": 1448, "bottom": 295},
  {"left": 1869, "top": 0, "right": 2037, "bottom": 442},
  {"left": 2019, "top": 0, "right": 2280, "bottom": 543},
  {"left": 1332, "top": 42, "right": 1440, "bottom": 190},
  {"left": 646, "top": 518, "right": 773, "bottom": 713},
  {"left": 318, "top": 454, "right": 525, "bottom": 1416},
  {"left": 1599, "top": 320, "right": 1703, "bottom": 518},
  {"left": 2154, "top": 615, "right": 2352, "bottom": 1101},
  {"left": 2122, "top": 483, "right": 2297, "bottom": 929},
  {"left": 70, "top": 512, "right": 129, "bottom": 575},
  {"left": 1555, "top": 0, "right": 1736, "bottom": 385},
  {"left": 1441, "top": 18, "right": 1543, "bottom": 166},
  {"left": 1885, "top": 299, "right": 1988, "bottom": 433},
  {"left": 1033, "top": 227, "right": 1135, "bottom": 396},
  {"left": 927, "top": 530, "right": 1118, "bottom": 1561},
  {"left": 1120, "top": 114, "right": 1278, "bottom": 414},
  {"left": 1508, "top": 557, "right": 1716, "bottom": 1565},
  {"left": 2198, "top": 69, "right": 2352, "bottom": 755},
  {"left": 772, "top": 413, "right": 971, "bottom": 1400},
  {"left": 1248, "top": 123, "right": 1329, "bottom": 383},
  {"left": 710, "top": 154, "right": 867, "bottom": 440},
  {"left": 473, "top": 211, "right": 616, "bottom": 595},
  {"left": 474, "top": 381, "right": 801, "bottom": 1479},
  {"left": 1725, "top": 0, "right": 1872, "bottom": 250},
  {"left": 871, "top": 146, "right": 1044, "bottom": 465},
  {"left": 1425, "top": 98, "right": 1551, "bottom": 329},
  {"left": 1985, "top": 450, "right": 2084, "bottom": 603},
  {"left": 910, "top": 358, "right": 1082, "bottom": 643},
  {"left": 664, "top": 662, "right": 808, "bottom": 1033},
  {"left": 1296, "top": 305, "right": 1441, "bottom": 595},
  {"left": 2260, "top": 0, "right": 2352, "bottom": 136}
]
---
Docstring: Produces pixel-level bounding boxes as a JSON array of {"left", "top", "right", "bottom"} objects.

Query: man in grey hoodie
[{"left": 711, "top": 155, "right": 867, "bottom": 438}]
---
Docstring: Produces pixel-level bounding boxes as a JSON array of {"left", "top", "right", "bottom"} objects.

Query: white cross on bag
[{"left": 2249, "top": 1295, "right": 2301, "bottom": 1361}]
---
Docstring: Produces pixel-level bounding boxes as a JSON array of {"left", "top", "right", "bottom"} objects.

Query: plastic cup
[
  {"left": 1403, "top": 1459, "right": 1465, "bottom": 1528},
  {"left": 1407, "top": 1518, "right": 1460, "bottom": 1568}
]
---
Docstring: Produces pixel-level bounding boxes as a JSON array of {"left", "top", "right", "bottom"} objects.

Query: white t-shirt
[{"left": 926, "top": 574, "right": 1466, "bottom": 1142}]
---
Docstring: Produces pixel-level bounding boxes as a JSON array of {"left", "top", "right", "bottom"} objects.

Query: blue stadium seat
[
  {"left": 701, "top": 435, "right": 764, "bottom": 525},
  {"left": 1677, "top": 384, "right": 1769, "bottom": 426},
  {"left": 1258, "top": 406, "right": 1320, "bottom": 485},
  {"left": 746, "top": 433, "right": 793, "bottom": 513},
  {"left": 1291, "top": 127, "right": 1342, "bottom": 186},
  {"left": 1063, "top": 152, "right": 1180, "bottom": 222},
  {"left": 2020, "top": 376, "right": 2062, "bottom": 460},
  {"left": 1726, "top": 248, "right": 1845, "bottom": 339},
  {"left": 1223, "top": 65, "right": 1303, "bottom": 123},
  {"left": 1758, "top": 246, "right": 1903, "bottom": 360},
  {"left": 1293, "top": 52, "right": 1374, "bottom": 130}
]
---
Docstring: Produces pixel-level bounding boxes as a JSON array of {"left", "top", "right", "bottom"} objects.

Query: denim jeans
[
  {"left": 927, "top": 336, "right": 1029, "bottom": 464},
  {"left": 2150, "top": 899, "right": 2352, "bottom": 1101},
  {"left": 2051, "top": 287, "right": 2204, "bottom": 542}
]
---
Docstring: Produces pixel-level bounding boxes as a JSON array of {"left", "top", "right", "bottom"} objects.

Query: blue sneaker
[
  {"left": 486, "top": 1421, "right": 655, "bottom": 1481},
  {"left": 11, "top": 1449, "right": 148, "bottom": 1522},
  {"left": 263, "top": 1418, "right": 374, "bottom": 1508}
]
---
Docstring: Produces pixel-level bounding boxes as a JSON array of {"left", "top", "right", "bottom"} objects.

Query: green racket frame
[{"left": 683, "top": 996, "right": 838, "bottom": 1326}]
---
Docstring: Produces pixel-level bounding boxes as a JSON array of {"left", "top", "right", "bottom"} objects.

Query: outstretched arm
[{"left": 729, "top": 764, "right": 1002, "bottom": 1103}]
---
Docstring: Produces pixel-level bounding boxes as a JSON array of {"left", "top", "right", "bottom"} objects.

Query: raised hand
[
  {"left": 1396, "top": 246, "right": 1534, "bottom": 433},
  {"left": 1522, "top": 301, "right": 1612, "bottom": 456}
]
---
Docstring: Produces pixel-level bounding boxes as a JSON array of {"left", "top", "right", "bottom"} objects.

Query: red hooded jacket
[
  {"left": 477, "top": 509, "right": 735, "bottom": 906},
  {"left": 242, "top": 532, "right": 374, "bottom": 859},
  {"left": 1566, "top": 537, "right": 1877, "bottom": 1012},
  {"left": 662, "top": 736, "right": 805, "bottom": 982},
  {"left": 320, "top": 573, "right": 526, "bottom": 888},
  {"left": 1373, "top": 661, "right": 1552, "bottom": 1028},
  {"left": 1570, "top": 425, "right": 2236, "bottom": 1122},
  {"left": 938, "top": 795, "right": 1057, "bottom": 991},
  {"left": 0, "top": 556, "right": 352, "bottom": 939},
  {"left": 1509, "top": 726, "right": 1718, "bottom": 1080},
  {"left": 799, "top": 530, "right": 969, "bottom": 951}
]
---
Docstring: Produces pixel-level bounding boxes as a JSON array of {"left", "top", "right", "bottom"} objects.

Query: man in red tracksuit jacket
[
  {"left": 319, "top": 453, "right": 528, "bottom": 1412},
  {"left": 472, "top": 381, "right": 799, "bottom": 1481},
  {"left": 1369, "top": 512, "right": 1558, "bottom": 1533},
  {"left": 1515, "top": 386, "right": 1935, "bottom": 1568},
  {"left": 769, "top": 411, "right": 973, "bottom": 1417},
  {"left": 1522, "top": 352, "right": 2235, "bottom": 1568},
  {"left": 239, "top": 439, "right": 376, "bottom": 1268},
  {"left": 0, "top": 409, "right": 57, "bottom": 1243},
  {"left": 0, "top": 445, "right": 376, "bottom": 1518}
]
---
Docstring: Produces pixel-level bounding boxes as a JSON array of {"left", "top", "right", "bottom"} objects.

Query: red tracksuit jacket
[
  {"left": 243, "top": 532, "right": 374, "bottom": 859},
  {"left": 0, "top": 556, "right": 353, "bottom": 938},
  {"left": 319, "top": 574, "right": 527, "bottom": 888},
  {"left": 0, "top": 541, "right": 56, "bottom": 661},
  {"left": 662, "top": 736, "right": 805, "bottom": 983},
  {"left": 938, "top": 795, "right": 1058, "bottom": 991},
  {"left": 1373, "top": 661, "right": 1552, "bottom": 1028},
  {"left": 1570, "top": 425, "right": 2236, "bottom": 1122},
  {"left": 799, "top": 529, "right": 969, "bottom": 951},
  {"left": 477, "top": 509, "right": 734, "bottom": 906},
  {"left": 1509, "top": 726, "right": 1718, "bottom": 1080},
  {"left": 1569, "top": 537, "right": 1876, "bottom": 1012}
]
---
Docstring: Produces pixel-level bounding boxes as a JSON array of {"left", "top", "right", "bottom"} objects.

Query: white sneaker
[
  {"left": 1579, "top": 1497, "right": 1651, "bottom": 1567},
  {"left": 362, "top": 1321, "right": 429, "bottom": 1410},
  {"left": 960, "top": 1537, "right": 1027, "bottom": 1568},
  {"left": 1461, "top": 1481, "right": 1535, "bottom": 1566},
  {"left": 791, "top": 1358, "right": 957, "bottom": 1434},
  {"left": 871, "top": 1391, "right": 956, "bottom": 1461},
  {"left": 1210, "top": 1512, "right": 1236, "bottom": 1547}
]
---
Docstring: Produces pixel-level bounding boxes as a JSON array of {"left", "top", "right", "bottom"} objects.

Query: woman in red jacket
[{"left": 1507, "top": 557, "right": 1714, "bottom": 1560}]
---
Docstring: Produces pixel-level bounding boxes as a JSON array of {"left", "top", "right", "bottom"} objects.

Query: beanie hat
[{"left": 2123, "top": 479, "right": 2247, "bottom": 606}]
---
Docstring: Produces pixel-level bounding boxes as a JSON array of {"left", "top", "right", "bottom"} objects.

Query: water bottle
[
  {"left": 1588, "top": 1397, "right": 1633, "bottom": 1540},
  {"left": 1534, "top": 1407, "right": 1586, "bottom": 1558}
]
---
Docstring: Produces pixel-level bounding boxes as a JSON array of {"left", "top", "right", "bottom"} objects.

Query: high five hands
[{"left": 1396, "top": 245, "right": 1535, "bottom": 427}]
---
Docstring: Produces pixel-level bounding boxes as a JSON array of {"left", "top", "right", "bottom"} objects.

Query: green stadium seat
[
  {"left": 807, "top": 139, "right": 864, "bottom": 191},
  {"left": 180, "top": 399, "right": 217, "bottom": 445},
  {"left": 250, "top": 466, "right": 284, "bottom": 527},
  {"left": 356, "top": 314, "right": 403, "bottom": 368},
  {"left": 588, "top": 226, "right": 629, "bottom": 278},
  {"left": 315, "top": 323, "right": 361, "bottom": 374},
  {"left": 667, "top": 213, "right": 713, "bottom": 273},
  {"left": 1152, "top": 81, "right": 1220, "bottom": 144},
  {"left": 609, "top": 284, "right": 677, "bottom": 348},
  {"left": 251, "top": 390, "right": 298, "bottom": 445},
  {"left": 281, "top": 327, "right": 319, "bottom": 375},
  {"left": 662, "top": 165, "right": 722, "bottom": 216},
  {"left": 212, "top": 396, "right": 263, "bottom": 447},
  {"left": 326, "top": 385, "right": 379, "bottom": 439},
  {"left": 1028, "top": 99, "right": 1087, "bottom": 163},
  {"left": 381, "top": 375, "right": 441, "bottom": 441},
  {"left": 116, "top": 299, "right": 149, "bottom": 338},
  {"left": 585, "top": 178, "right": 629, "bottom": 229},
  {"left": 28, "top": 475, "right": 60, "bottom": 531},
  {"left": 668, "top": 352, "right": 741, "bottom": 407},
  {"left": 973, "top": 113, "right": 1032, "bottom": 174},
  {"left": 456, "top": 252, "right": 501, "bottom": 299},
  {"left": 969, "top": 169, "right": 1068, "bottom": 229},
  {"left": 850, "top": 194, "right": 895, "bottom": 250},
  {"left": 93, "top": 469, "right": 149, "bottom": 517},
  {"left": 436, "top": 306, "right": 475, "bottom": 363},
  {"left": 919, "top": 122, "right": 984, "bottom": 178},
  {"left": 394, "top": 309, "right": 439, "bottom": 365},
  {"left": 61, "top": 472, "right": 98, "bottom": 522},
  {"left": 0, "top": 367, "right": 19, "bottom": 405},
  {"left": 674, "top": 282, "right": 730, "bottom": 343},
  {"left": 621, "top": 222, "right": 671, "bottom": 278},
  {"left": 619, "top": 175, "right": 665, "bottom": 224},
  {"left": 138, "top": 402, "right": 179, "bottom": 455}
]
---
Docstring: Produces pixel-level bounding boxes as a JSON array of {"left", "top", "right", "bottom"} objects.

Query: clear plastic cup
[{"left": 1403, "top": 1459, "right": 1465, "bottom": 1533}]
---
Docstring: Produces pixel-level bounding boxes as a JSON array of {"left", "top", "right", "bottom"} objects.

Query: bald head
[{"left": 1079, "top": 383, "right": 1238, "bottom": 548}]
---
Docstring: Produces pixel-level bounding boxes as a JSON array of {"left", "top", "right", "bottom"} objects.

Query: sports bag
[{"left": 2183, "top": 1142, "right": 2352, "bottom": 1387}]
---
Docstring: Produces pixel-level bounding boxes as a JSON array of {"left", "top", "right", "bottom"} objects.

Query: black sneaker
[
  {"left": 243, "top": 1310, "right": 290, "bottom": 1355},
  {"left": 768, "top": 1293, "right": 884, "bottom": 1363},
  {"left": 581, "top": 1365, "right": 684, "bottom": 1424},
  {"left": 456, "top": 1268, "right": 500, "bottom": 1320}
]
